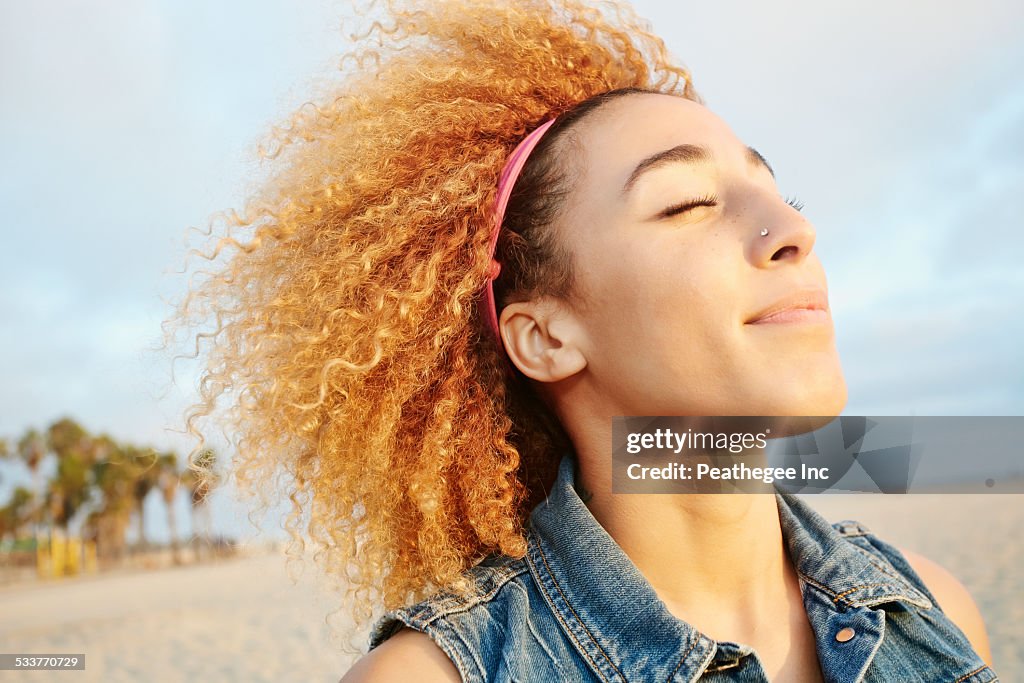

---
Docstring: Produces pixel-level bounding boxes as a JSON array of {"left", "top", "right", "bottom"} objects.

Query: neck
[{"left": 574, "top": 451, "right": 799, "bottom": 642}]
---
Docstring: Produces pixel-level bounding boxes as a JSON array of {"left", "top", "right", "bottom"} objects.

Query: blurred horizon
[{"left": 1, "top": 0, "right": 1022, "bottom": 543}]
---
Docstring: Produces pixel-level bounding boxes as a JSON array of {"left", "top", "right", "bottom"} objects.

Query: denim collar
[{"left": 524, "top": 452, "right": 933, "bottom": 683}]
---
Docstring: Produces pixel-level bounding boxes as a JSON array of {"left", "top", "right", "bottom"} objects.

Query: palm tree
[
  {"left": 15, "top": 429, "right": 47, "bottom": 542},
  {"left": 0, "top": 438, "right": 12, "bottom": 540},
  {"left": 181, "top": 448, "right": 220, "bottom": 560},
  {"left": 89, "top": 437, "right": 135, "bottom": 562},
  {"left": 44, "top": 418, "right": 96, "bottom": 535},
  {"left": 124, "top": 445, "right": 163, "bottom": 551},
  {"left": 0, "top": 486, "right": 34, "bottom": 543},
  {"left": 157, "top": 451, "right": 181, "bottom": 563}
]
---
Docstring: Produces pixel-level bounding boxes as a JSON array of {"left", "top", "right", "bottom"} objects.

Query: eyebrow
[{"left": 620, "top": 144, "right": 775, "bottom": 197}]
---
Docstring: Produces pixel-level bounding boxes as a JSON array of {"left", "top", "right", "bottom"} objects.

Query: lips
[{"left": 746, "top": 289, "right": 830, "bottom": 325}]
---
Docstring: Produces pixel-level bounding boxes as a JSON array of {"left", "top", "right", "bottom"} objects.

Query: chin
[
  {"left": 740, "top": 375, "right": 847, "bottom": 440},
  {"left": 759, "top": 368, "right": 848, "bottom": 418}
]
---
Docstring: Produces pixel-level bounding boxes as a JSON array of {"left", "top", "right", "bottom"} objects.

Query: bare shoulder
[
  {"left": 897, "top": 547, "right": 993, "bottom": 666},
  {"left": 340, "top": 626, "right": 462, "bottom": 683}
]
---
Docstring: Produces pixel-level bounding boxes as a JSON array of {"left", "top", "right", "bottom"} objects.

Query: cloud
[{"left": 0, "top": 2, "right": 1021, "bottom": 533}]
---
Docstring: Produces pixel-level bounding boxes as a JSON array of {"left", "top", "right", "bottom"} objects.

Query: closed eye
[
  {"left": 659, "top": 193, "right": 718, "bottom": 218},
  {"left": 659, "top": 193, "right": 804, "bottom": 218}
]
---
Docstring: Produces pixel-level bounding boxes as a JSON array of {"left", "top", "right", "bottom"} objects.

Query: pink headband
[{"left": 483, "top": 117, "right": 558, "bottom": 352}]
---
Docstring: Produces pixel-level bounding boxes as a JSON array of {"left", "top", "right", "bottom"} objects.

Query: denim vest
[{"left": 369, "top": 453, "right": 998, "bottom": 682}]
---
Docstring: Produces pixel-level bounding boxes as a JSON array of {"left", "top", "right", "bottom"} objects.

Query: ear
[{"left": 498, "top": 297, "right": 587, "bottom": 383}]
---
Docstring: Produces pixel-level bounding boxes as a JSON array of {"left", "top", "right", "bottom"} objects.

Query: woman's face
[{"left": 547, "top": 92, "right": 847, "bottom": 417}]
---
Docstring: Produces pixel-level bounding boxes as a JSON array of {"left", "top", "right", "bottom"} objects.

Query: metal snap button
[{"left": 835, "top": 627, "right": 856, "bottom": 642}]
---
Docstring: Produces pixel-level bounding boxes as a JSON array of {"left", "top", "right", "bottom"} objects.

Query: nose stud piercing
[{"left": 760, "top": 228, "right": 769, "bottom": 237}]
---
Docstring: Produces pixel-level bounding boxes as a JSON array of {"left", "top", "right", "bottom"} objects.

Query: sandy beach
[
  {"left": 1, "top": 495, "right": 1020, "bottom": 681},
  {"left": 0, "top": 546, "right": 353, "bottom": 682}
]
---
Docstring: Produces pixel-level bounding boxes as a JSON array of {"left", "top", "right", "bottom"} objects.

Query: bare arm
[
  {"left": 340, "top": 626, "right": 462, "bottom": 683},
  {"left": 899, "top": 548, "right": 993, "bottom": 667}
]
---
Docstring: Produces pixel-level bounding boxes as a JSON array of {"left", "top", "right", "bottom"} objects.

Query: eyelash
[
  {"left": 659, "top": 194, "right": 805, "bottom": 218},
  {"left": 659, "top": 193, "right": 718, "bottom": 218}
]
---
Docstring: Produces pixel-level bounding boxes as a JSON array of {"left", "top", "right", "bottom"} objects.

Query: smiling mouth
[
  {"left": 745, "top": 289, "right": 831, "bottom": 325},
  {"left": 747, "top": 308, "right": 830, "bottom": 325}
]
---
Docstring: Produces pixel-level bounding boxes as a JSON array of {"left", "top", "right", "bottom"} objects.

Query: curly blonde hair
[{"left": 164, "top": 0, "right": 700, "bottom": 650}]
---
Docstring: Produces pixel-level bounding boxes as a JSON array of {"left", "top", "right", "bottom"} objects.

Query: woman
[{"left": 168, "top": 0, "right": 996, "bottom": 680}]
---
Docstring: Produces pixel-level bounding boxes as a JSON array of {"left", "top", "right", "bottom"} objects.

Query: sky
[{"left": 1, "top": 0, "right": 1022, "bottom": 541}]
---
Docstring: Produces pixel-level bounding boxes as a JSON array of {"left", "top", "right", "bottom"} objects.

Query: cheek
[{"left": 581, "top": 238, "right": 741, "bottom": 354}]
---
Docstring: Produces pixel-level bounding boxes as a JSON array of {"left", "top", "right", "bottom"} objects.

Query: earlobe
[{"left": 499, "top": 300, "right": 587, "bottom": 383}]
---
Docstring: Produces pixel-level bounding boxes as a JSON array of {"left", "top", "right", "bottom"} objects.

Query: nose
[{"left": 750, "top": 198, "right": 816, "bottom": 267}]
